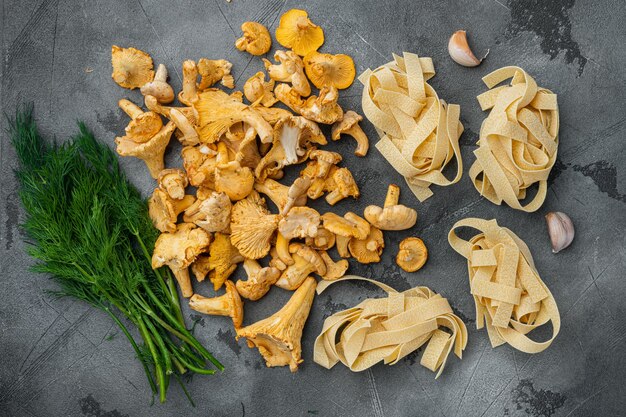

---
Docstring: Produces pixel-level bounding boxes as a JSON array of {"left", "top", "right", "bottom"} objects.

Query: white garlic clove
[
  {"left": 448, "top": 30, "right": 487, "bottom": 67},
  {"left": 545, "top": 211, "right": 575, "bottom": 253}
]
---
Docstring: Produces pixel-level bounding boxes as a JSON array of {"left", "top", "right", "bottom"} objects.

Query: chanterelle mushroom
[
  {"left": 182, "top": 145, "right": 217, "bottom": 188},
  {"left": 192, "top": 232, "right": 244, "bottom": 290},
  {"left": 152, "top": 223, "right": 210, "bottom": 297},
  {"left": 190, "top": 281, "right": 243, "bottom": 328},
  {"left": 179, "top": 60, "right": 199, "bottom": 105},
  {"left": 310, "top": 150, "right": 342, "bottom": 178},
  {"left": 263, "top": 50, "right": 311, "bottom": 97},
  {"left": 115, "top": 121, "right": 176, "bottom": 178},
  {"left": 278, "top": 207, "right": 320, "bottom": 240},
  {"left": 255, "top": 116, "right": 326, "bottom": 181},
  {"left": 236, "top": 22, "right": 272, "bottom": 56},
  {"left": 349, "top": 226, "right": 384, "bottom": 264},
  {"left": 230, "top": 192, "right": 279, "bottom": 259},
  {"left": 331, "top": 110, "right": 369, "bottom": 157},
  {"left": 364, "top": 184, "right": 417, "bottom": 231},
  {"left": 183, "top": 191, "right": 231, "bottom": 233},
  {"left": 149, "top": 188, "right": 195, "bottom": 233},
  {"left": 396, "top": 237, "right": 428, "bottom": 272},
  {"left": 282, "top": 176, "right": 311, "bottom": 215},
  {"left": 244, "top": 72, "right": 277, "bottom": 107},
  {"left": 215, "top": 142, "right": 254, "bottom": 201},
  {"left": 254, "top": 178, "right": 307, "bottom": 213},
  {"left": 322, "top": 212, "right": 370, "bottom": 240},
  {"left": 157, "top": 168, "right": 188, "bottom": 200},
  {"left": 111, "top": 45, "right": 154, "bottom": 89},
  {"left": 275, "top": 244, "right": 326, "bottom": 290},
  {"left": 117, "top": 99, "right": 162, "bottom": 144},
  {"left": 140, "top": 64, "right": 174, "bottom": 104},
  {"left": 275, "top": 84, "right": 343, "bottom": 124},
  {"left": 197, "top": 58, "right": 234, "bottom": 90},
  {"left": 305, "top": 227, "right": 335, "bottom": 250},
  {"left": 275, "top": 9, "right": 324, "bottom": 56},
  {"left": 237, "top": 276, "right": 316, "bottom": 372},
  {"left": 318, "top": 251, "right": 349, "bottom": 281},
  {"left": 303, "top": 51, "right": 355, "bottom": 89},
  {"left": 325, "top": 167, "right": 359, "bottom": 205},
  {"left": 236, "top": 259, "right": 281, "bottom": 301}
]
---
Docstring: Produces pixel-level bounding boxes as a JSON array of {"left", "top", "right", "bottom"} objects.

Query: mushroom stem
[
  {"left": 180, "top": 60, "right": 198, "bottom": 105},
  {"left": 154, "top": 64, "right": 168, "bottom": 82},
  {"left": 346, "top": 125, "right": 369, "bottom": 157},
  {"left": 189, "top": 294, "right": 231, "bottom": 316},
  {"left": 170, "top": 108, "right": 199, "bottom": 145},
  {"left": 276, "top": 232, "right": 294, "bottom": 265},
  {"left": 172, "top": 267, "right": 193, "bottom": 298},
  {"left": 119, "top": 99, "right": 143, "bottom": 119},
  {"left": 144, "top": 155, "right": 166, "bottom": 178},
  {"left": 384, "top": 184, "right": 401, "bottom": 208}
]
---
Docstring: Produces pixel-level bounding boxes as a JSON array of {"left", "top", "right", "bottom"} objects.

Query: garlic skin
[
  {"left": 545, "top": 211, "right": 575, "bottom": 253},
  {"left": 448, "top": 30, "right": 485, "bottom": 67}
]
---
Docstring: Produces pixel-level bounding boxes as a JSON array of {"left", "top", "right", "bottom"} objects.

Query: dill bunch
[{"left": 9, "top": 106, "right": 222, "bottom": 404}]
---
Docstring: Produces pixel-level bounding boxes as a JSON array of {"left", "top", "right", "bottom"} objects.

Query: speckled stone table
[{"left": 1, "top": 1, "right": 625, "bottom": 416}]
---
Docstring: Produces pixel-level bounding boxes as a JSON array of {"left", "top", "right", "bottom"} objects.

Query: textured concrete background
[{"left": 1, "top": 0, "right": 625, "bottom": 416}]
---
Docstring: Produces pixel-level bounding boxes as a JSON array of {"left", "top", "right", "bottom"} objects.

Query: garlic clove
[
  {"left": 448, "top": 30, "right": 487, "bottom": 67},
  {"left": 545, "top": 211, "right": 575, "bottom": 253}
]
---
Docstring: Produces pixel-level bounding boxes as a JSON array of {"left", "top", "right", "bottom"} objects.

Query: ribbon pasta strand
[
  {"left": 471, "top": 67, "right": 559, "bottom": 212},
  {"left": 448, "top": 218, "right": 560, "bottom": 353},
  {"left": 359, "top": 53, "right": 464, "bottom": 202},
  {"left": 314, "top": 275, "right": 467, "bottom": 377}
]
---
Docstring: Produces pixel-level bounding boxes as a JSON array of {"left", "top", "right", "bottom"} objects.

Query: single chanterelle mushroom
[
  {"left": 303, "top": 51, "right": 356, "bottom": 89},
  {"left": 396, "top": 237, "right": 428, "bottom": 272},
  {"left": 310, "top": 150, "right": 342, "bottom": 178},
  {"left": 157, "top": 168, "right": 188, "bottom": 200},
  {"left": 214, "top": 142, "right": 255, "bottom": 201},
  {"left": 197, "top": 58, "right": 234, "bottom": 90},
  {"left": 331, "top": 110, "right": 369, "bottom": 157},
  {"left": 275, "top": 9, "right": 324, "bottom": 56},
  {"left": 364, "top": 184, "right": 418, "bottom": 231},
  {"left": 181, "top": 145, "right": 217, "bottom": 188},
  {"left": 189, "top": 281, "right": 244, "bottom": 328},
  {"left": 255, "top": 116, "right": 326, "bottom": 181},
  {"left": 183, "top": 191, "right": 231, "bottom": 233},
  {"left": 349, "top": 226, "right": 384, "bottom": 264},
  {"left": 279, "top": 207, "right": 320, "bottom": 240},
  {"left": 179, "top": 60, "right": 199, "bottom": 106},
  {"left": 115, "top": 121, "right": 176, "bottom": 178},
  {"left": 192, "top": 232, "right": 243, "bottom": 290},
  {"left": 169, "top": 108, "right": 199, "bottom": 146},
  {"left": 305, "top": 227, "right": 335, "bottom": 250},
  {"left": 244, "top": 72, "right": 277, "bottom": 107},
  {"left": 230, "top": 192, "right": 279, "bottom": 259},
  {"left": 322, "top": 212, "right": 370, "bottom": 240},
  {"left": 275, "top": 244, "right": 326, "bottom": 290},
  {"left": 263, "top": 50, "right": 311, "bottom": 97},
  {"left": 140, "top": 64, "right": 174, "bottom": 104},
  {"left": 148, "top": 188, "right": 195, "bottom": 233},
  {"left": 152, "top": 223, "right": 211, "bottom": 297},
  {"left": 282, "top": 176, "right": 311, "bottom": 215},
  {"left": 276, "top": 84, "right": 343, "bottom": 124},
  {"left": 325, "top": 167, "right": 359, "bottom": 205},
  {"left": 318, "top": 251, "right": 349, "bottom": 281},
  {"left": 254, "top": 178, "right": 307, "bottom": 213},
  {"left": 236, "top": 22, "right": 272, "bottom": 56},
  {"left": 117, "top": 99, "right": 162, "bottom": 144},
  {"left": 111, "top": 45, "right": 154, "bottom": 89},
  {"left": 236, "top": 259, "right": 281, "bottom": 301},
  {"left": 237, "top": 276, "right": 316, "bottom": 372}
]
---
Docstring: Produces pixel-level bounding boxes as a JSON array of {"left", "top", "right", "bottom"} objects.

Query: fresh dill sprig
[{"left": 9, "top": 106, "right": 222, "bottom": 404}]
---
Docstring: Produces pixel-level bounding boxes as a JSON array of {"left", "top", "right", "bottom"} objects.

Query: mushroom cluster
[{"left": 110, "top": 9, "right": 427, "bottom": 373}]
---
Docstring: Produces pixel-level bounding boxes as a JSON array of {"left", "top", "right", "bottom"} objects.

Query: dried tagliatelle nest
[
  {"left": 314, "top": 276, "right": 467, "bottom": 376},
  {"left": 470, "top": 67, "right": 559, "bottom": 212},
  {"left": 448, "top": 218, "right": 560, "bottom": 353},
  {"left": 360, "top": 52, "right": 464, "bottom": 202}
]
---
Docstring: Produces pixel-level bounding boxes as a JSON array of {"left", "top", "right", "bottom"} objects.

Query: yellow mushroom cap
[
  {"left": 275, "top": 9, "right": 324, "bottom": 56},
  {"left": 303, "top": 52, "right": 356, "bottom": 90},
  {"left": 111, "top": 45, "right": 154, "bottom": 89}
]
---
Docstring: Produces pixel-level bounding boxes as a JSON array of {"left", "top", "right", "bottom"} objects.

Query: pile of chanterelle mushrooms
[{"left": 111, "top": 9, "right": 428, "bottom": 372}]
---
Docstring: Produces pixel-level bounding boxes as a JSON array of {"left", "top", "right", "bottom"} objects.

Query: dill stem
[
  {"left": 144, "top": 316, "right": 173, "bottom": 377},
  {"left": 136, "top": 315, "right": 167, "bottom": 404},
  {"left": 171, "top": 348, "right": 217, "bottom": 375},
  {"left": 103, "top": 306, "right": 157, "bottom": 396},
  {"left": 171, "top": 356, "right": 187, "bottom": 374}
]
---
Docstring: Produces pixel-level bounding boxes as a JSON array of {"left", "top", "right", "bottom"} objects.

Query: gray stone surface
[{"left": 1, "top": 0, "right": 625, "bottom": 416}]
